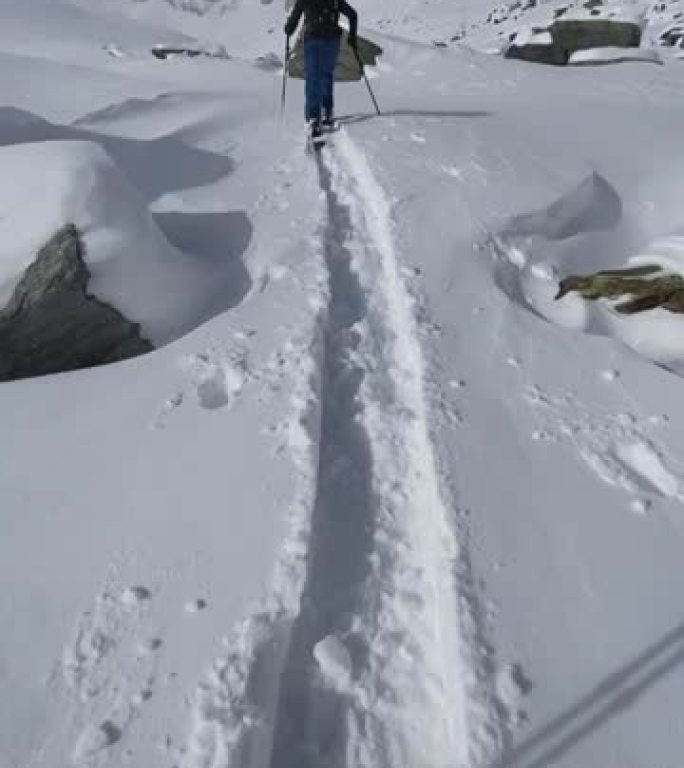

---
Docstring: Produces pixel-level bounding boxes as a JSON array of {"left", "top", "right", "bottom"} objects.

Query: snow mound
[
  {"left": 569, "top": 46, "right": 663, "bottom": 63},
  {"left": 313, "top": 635, "right": 353, "bottom": 690},
  {"left": 69, "top": 0, "right": 286, "bottom": 58},
  {"left": 503, "top": 172, "right": 622, "bottom": 242},
  {"left": 0, "top": 140, "right": 248, "bottom": 345},
  {"left": 495, "top": 172, "right": 684, "bottom": 371}
]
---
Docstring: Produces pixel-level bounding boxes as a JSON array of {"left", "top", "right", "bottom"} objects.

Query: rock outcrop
[
  {"left": 0, "top": 224, "right": 153, "bottom": 382},
  {"left": 556, "top": 264, "right": 684, "bottom": 314},
  {"left": 506, "top": 18, "right": 642, "bottom": 64},
  {"left": 287, "top": 33, "right": 383, "bottom": 82},
  {"left": 506, "top": 37, "right": 565, "bottom": 64},
  {"left": 151, "top": 44, "right": 230, "bottom": 61}
]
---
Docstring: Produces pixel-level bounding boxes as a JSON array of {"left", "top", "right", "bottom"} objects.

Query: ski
[
  {"left": 306, "top": 121, "right": 326, "bottom": 153},
  {"left": 306, "top": 135, "right": 326, "bottom": 153}
]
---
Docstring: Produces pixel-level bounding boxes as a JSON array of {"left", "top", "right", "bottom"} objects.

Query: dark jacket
[{"left": 284, "top": 0, "right": 358, "bottom": 44}]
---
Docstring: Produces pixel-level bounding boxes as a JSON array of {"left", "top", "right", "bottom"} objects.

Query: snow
[
  {"left": 313, "top": 635, "right": 352, "bottom": 689},
  {"left": 569, "top": 46, "right": 663, "bottom": 64},
  {"left": 495, "top": 663, "right": 532, "bottom": 728},
  {"left": 73, "top": 720, "right": 123, "bottom": 762},
  {"left": 497, "top": 172, "right": 684, "bottom": 370},
  {"left": 0, "top": 138, "right": 249, "bottom": 343},
  {"left": 120, "top": 586, "right": 153, "bottom": 606},
  {"left": 5, "top": 0, "right": 684, "bottom": 767},
  {"left": 514, "top": 27, "right": 554, "bottom": 46}
]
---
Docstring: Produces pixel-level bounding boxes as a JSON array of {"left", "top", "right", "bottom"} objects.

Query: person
[{"left": 284, "top": 0, "right": 358, "bottom": 142}]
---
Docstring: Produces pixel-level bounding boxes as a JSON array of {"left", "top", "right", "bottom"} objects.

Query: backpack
[{"left": 305, "top": 0, "right": 340, "bottom": 37}]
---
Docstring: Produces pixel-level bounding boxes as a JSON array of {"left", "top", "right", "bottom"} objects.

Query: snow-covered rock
[
  {"left": 0, "top": 139, "right": 245, "bottom": 346},
  {"left": 0, "top": 223, "right": 153, "bottom": 381},
  {"left": 569, "top": 44, "right": 663, "bottom": 61},
  {"left": 507, "top": 17, "right": 642, "bottom": 63}
]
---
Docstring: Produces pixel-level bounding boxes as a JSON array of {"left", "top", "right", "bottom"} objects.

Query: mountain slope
[{"left": 3, "top": 2, "right": 684, "bottom": 768}]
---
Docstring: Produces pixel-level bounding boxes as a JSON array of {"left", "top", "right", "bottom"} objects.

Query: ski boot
[
  {"left": 308, "top": 118, "right": 325, "bottom": 151},
  {"left": 321, "top": 109, "right": 338, "bottom": 132}
]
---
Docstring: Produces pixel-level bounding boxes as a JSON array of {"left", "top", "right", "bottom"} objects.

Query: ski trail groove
[
  {"left": 269, "top": 131, "right": 473, "bottom": 768},
  {"left": 269, "top": 141, "right": 377, "bottom": 768}
]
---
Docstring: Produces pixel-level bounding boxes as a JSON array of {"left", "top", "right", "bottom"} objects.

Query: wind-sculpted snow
[
  {"left": 495, "top": 169, "right": 684, "bottom": 372},
  {"left": 491, "top": 172, "right": 626, "bottom": 323},
  {"left": 501, "top": 173, "right": 623, "bottom": 242},
  {"left": 0, "top": 110, "right": 251, "bottom": 347}
]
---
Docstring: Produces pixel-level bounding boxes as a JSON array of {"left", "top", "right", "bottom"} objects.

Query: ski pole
[
  {"left": 353, "top": 47, "right": 381, "bottom": 117},
  {"left": 281, "top": 36, "right": 290, "bottom": 119}
]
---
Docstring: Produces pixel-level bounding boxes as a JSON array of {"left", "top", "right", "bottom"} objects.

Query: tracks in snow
[
  {"left": 268, "top": 132, "right": 473, "bottom": 768},
  {"left": 184, "top": 132, "right": 489, "bottom": 768}
]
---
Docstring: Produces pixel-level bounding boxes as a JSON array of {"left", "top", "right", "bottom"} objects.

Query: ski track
[
  {"left": 269, "top": 131, "right": 473, "bottom": 768},
  {"left": 182, "top": 131, "right": 494, "bottom": 768}
]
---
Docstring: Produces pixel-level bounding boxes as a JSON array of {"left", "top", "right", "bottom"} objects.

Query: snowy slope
[
  {"left": 458, "top": 0, "right": 684, "bottom": 54},
  {"left": 4, "top": 1, "right": 684, "bottom": 768}
]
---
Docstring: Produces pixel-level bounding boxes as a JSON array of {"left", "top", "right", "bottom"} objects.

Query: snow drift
[{"left": 0, "top": 139, "right": 249, "bottom": 345}]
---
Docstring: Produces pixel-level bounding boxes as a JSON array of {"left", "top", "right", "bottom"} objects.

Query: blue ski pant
[{"left": 304, "top": 37, "right": 340, "bottom": 122}]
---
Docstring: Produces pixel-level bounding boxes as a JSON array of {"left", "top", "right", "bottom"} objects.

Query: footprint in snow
[
  {"left": 73, "top": 720, "right": 122, "bottom": 763},
  {"left": 130, "top": 685, "right": 154, "bottom": 706},
  {"left": 61, "top": 581, "right": 157, "bottom": 709},
  {"left": 158, "top": 349, "right": 248, "bottom": 422},
  {"left": 526, "top": 385, "right": 684, "bottom": 508},
  {"left": 630, "top": 498, "right": 651, "bottom": 516},
  {"left": 496, "top": 663, "right": 532, "bottom": 729},
  {"left": 196, "top": 367, "right": 232, "bottom": 410},
  {"left": 62, "top": 590, "right": 133, "bottom": 699},
  {"left": 136, "top": 637, "right": 163, "bottom": 658},
  {"left": 189, "top": 353, "right": 246, "bottom": 411},
  {"left": 185, "top": 598, "right": 207, "bottom": 614},
  {"left": 601, "top": 368, "right": 620, "bottom": 382},
  {"left": 150, "top": 392, "right": 184, "bottom": 430},
  {"left": 613, "top": 439, "right": 683, "bottom": 500},
  {"left": 120, "top": 586, "right": 151, "bottom": 607}
]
